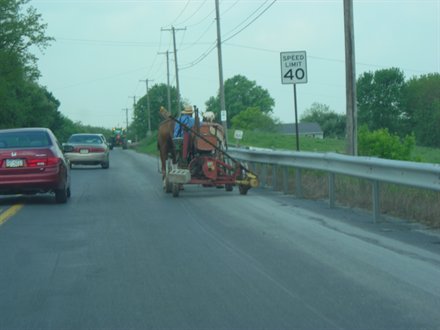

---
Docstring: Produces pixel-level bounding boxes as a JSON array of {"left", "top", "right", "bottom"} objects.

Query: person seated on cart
[
  {"left": 197, "top": 111, "right": 226, "bottom": 153},
  {"left": 173, "top": 105, "right": 195, "bottom": 164}
]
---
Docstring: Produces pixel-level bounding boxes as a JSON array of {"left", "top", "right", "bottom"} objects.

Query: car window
[
  {"left": 0, "top": 131, "right": 51, "bottom": 148},
  {"left": 68, "top": 135, "right": 103, "bottom": 144}
]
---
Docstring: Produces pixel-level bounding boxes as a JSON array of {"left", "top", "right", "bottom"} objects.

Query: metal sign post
[{"left": 280, "top": 51, "right": 308, "bottom": 151}]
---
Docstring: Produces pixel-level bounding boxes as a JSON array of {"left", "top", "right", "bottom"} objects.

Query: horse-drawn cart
[{"left": 159, "top": 107, "right": 258, "bottom": 197}]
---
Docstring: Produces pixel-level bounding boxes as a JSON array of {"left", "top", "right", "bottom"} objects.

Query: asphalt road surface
[{"left": 1, "top": 148, "right": 440, "bottom": 329}]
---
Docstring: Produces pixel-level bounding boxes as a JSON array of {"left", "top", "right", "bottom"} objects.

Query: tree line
[
  {"left": 0, "top": 0, "right": 110, "bottom": 142},
  {"left": 300, "top": 68, "right": 439, "bottom": 150}
]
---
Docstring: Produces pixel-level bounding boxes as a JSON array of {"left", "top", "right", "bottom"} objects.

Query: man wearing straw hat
[{"left": 173, "top": 105, "right": 195, "bottom": 139}]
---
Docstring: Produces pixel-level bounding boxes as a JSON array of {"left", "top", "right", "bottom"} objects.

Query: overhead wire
[
  {"left": 168, "top": 0, "right": 191, "bottom": 27},
  {"left": 222, "top": 0, "right": 270, "bottom": 40},
  {"left": 180, "top": 0, "right": 278, "bottom": 70},
  {"left": 223, "top": 0, "right": 277, "bottom": 43},
  {"left": 174, "top": 0, "right": 209, "bottom": 26},
  {"left": 179, "top": 0, "right": 240, "bottom": 52}
]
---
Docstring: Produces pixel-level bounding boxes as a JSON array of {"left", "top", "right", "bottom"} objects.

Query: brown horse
[{"left": 157, "top": 118, "right": 176, "bottom": 180}]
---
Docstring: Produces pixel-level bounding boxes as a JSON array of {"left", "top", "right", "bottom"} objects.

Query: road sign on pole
[
  {"left": 280, "top": 51, "right": 308, "bottom": 151},
  {"left": 280, "top": 51, "right": 307, "bottom": 84}
]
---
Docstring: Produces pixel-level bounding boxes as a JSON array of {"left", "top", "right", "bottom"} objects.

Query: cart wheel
[
  {"left": 172, "top": 183, "right": 180, "bottom": 197},
  {"left": 239, "top": 185, "right": 249, "bottom": 195},
  {"left": 164, "top": 177, "right": 172, "bottom": 193},
  {"left": 225, "top": 184, "right": 233, "bottom": 192}
]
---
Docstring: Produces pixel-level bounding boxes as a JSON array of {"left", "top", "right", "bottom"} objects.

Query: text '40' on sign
[{"left": 280, "top": 51, "right": 308, "bottom": 84}]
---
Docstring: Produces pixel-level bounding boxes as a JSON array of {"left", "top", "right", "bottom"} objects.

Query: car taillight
[
  {"left": 27, "top": 157, "right": 60, "bottom": 167},
  {"left": 89, "top": 147, "right": 106, "bottom": 153}
]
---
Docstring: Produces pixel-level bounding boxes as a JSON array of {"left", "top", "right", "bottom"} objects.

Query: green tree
[
  {"left": 357, "top": 68, "right": 406, "bottom": 135},
  {"left": 358, "top": 125, "right": 415, "bottom": 161},
  {"left": 0, "top": 0, "right": 58, "bottom": 130},
  {"left": 231, "top": 107, "right": 278, "bottom": 131},
  {"left": 205, "top": 75, "right": 275, "bottom": 127},
  {"left": 132, "top": 83, "right": 179, "bottom": 138},
  {"left": 402, "top": 73, "right": 440, "bottom": 148},
  {"left": 0, "top": 0, "right": 53, "bottom": 79},
  {"left": 300, "top": 102, "right": 346, "bottom": 138}
]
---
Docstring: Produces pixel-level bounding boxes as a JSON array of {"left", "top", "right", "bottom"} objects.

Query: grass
[{"left": 133, "top": 130, "right": 440, "bottom": 228}]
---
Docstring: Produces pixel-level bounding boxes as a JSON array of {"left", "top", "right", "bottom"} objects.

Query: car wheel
[
  {"left": 67, "top": 186, "right": 71, "bottom": 198},
  {"left": 55, "top": 186, "right": 68, "bottom": 203},
  {"left": 101, "top": 161, "right": 109, "bottom": 169}
]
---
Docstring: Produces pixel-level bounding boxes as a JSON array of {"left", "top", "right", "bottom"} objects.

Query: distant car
[
  {"left": 0, "top": 127, "right": 71, "bottom": 203},
  {"left": 64, "top": 133, "right": 110, "bottom": 169}
]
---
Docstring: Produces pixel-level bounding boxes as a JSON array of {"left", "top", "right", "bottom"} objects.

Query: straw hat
[{"left": 182, "top": 105, "right": 193, "bottom": 115}]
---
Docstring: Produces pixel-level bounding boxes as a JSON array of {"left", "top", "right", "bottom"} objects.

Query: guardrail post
[
  {"left": 261, "top": 164, "right": 267, "bottom": 188},
  {"left": 272, "top": 165, "right": 278, "bottom": 191},
  {"left": 372, "top": 180, "right": 380, "bottom": 223},
  {"left": 295, "top": 168, "right": 302, "bottom": 198},
  {"left": 329, "top": 173, "right": 335, "bottom": 208},
  {"left": 283, "top": 166, "right": 289, "bottom": 194}
]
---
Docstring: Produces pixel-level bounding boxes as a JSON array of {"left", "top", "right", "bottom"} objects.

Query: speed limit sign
[{"left": 280, "top": 51, "right": 307, "bottom": 84}]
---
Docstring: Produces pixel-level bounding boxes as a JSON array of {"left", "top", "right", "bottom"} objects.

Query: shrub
[{"left": 358, "top": 126, "right": 415, "bottom": 161}]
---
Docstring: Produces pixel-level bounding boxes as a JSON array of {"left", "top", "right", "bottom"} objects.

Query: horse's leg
[
  {"left": 159, "top": 146, "right": 167, "bottom": 179},
  {"left": 169, "top": 136, "right": 177, "bottom": 168}
]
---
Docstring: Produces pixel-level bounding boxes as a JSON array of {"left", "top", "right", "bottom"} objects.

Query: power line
[
  {"left": 174, "top": 0, "right": 209, "bottom": 26},
  {"left": 223, "top": 0, "right": 277, "bottom": 43},
  {"left": 180, "top": 1, "right": 277, "bottom": 70},
  {"left": 169, "top": 0, "right": 191, "bottom": 27},
  {"left": 222, "top": 0, "right": 270, "bottom": 40}
]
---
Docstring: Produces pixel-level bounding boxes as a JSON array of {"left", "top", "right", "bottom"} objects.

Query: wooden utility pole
[
  {"left": 215, "top": 0, "right": 228, "bottom": 146},
  {"left": 122, "top": 107, "right": 129, "bottom": 132},
  {"left": 161, "top": 26, "right": 186, "bottom": 115},
  {"left": 140, "top": 79, "right": 153, "bottom": 136},
  {"left": 158, "top": 51, "right": 172, "bottom": 113},
  {"left": 344, "top": 0, "right": 358, "bottom": 155}
]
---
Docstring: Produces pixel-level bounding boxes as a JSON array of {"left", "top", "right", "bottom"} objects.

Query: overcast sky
[{"left": 32, "top": 0, "right": 439, "bottom": 129}]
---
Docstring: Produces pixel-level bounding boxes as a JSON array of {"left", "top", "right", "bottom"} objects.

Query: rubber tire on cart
[
  {"left": 172, "top": 183, "right": 180, "bottom": 197},
  {"left": 238, "top": 185, "right": 249, "bottom": 195},
  {"left": 225, "top": 184, "right": 233, "bottom": 192}
]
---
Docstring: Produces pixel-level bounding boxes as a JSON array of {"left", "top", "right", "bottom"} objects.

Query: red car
[{"left": 0, "top": 127, "right": 71, "bottom": 203}]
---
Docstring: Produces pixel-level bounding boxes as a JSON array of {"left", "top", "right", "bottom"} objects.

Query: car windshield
[
  {"left": 68, "top": 135, "right": 102, "bottom": 144},
  {"left": 0, "top": 131, "right": 51, "bottom": 148}
]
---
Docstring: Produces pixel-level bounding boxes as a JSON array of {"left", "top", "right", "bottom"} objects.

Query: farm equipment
[
  {"left": 110, "top": 127, "right": 127, "bottom": 150},
  {"left": 160, "top": 107, "right": 259, "bottom": 197}
]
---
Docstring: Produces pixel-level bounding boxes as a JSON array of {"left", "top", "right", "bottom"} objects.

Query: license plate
[
  {"left": 80, "top": 149, "right": 89, "bottom": 154},
  {"left": 6, "top": 159, "right": 24, "bottom": 168}
]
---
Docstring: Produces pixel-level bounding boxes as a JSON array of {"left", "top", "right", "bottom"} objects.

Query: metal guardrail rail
[{"left": 228, "top": 147, "right": 440, "bottom": 222}]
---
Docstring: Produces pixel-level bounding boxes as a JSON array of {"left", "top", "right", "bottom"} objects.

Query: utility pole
[
  {"left": 122, "top": 108, "right": 129, "bottom": 132},
  {"left": 158, "top": 51, "right": 172, "bottom": 112},
  {"left": 215, "top": 0, "right": 228, "bottom": 146},
  {"left": 161, "top": 26, "right": 186, "bottom": 115},
  {"left": 344, "top": 0, "right": 357, "bottom": 155},
  {"left": 139, "top": 79, "right": 153, "bottom": 136},
  {"left": 125, "top": 95, "right": 136, "bottom": 133}
]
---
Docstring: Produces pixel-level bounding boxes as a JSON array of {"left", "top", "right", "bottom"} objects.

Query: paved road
[{"left": 1, "top": 148, "right": 440, "bottom": 329}]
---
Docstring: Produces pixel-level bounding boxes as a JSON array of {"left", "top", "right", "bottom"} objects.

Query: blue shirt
[{"left": 173, "top": 114, "right": 195, "bottom": 138}]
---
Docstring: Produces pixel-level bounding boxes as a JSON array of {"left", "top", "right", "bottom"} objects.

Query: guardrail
[{"left": 228, "top": 147, "right": 440, "bottom": 222}]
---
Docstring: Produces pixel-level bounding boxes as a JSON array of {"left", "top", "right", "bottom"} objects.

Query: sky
[{"left": 32, "top": 0, "right": 440, "bottom": 129}]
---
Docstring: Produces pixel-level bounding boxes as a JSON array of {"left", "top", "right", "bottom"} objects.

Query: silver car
[{"left": 64, "top": 133, "right": 110, "bottom": 169}]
